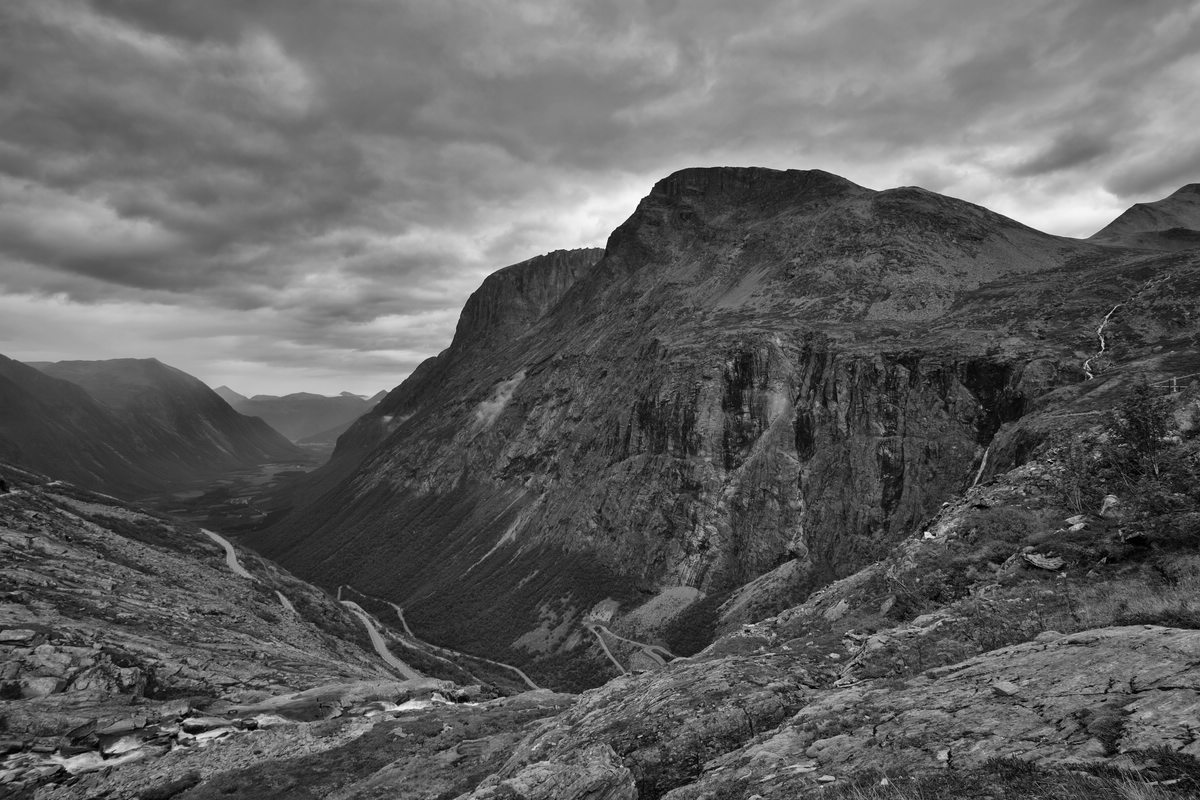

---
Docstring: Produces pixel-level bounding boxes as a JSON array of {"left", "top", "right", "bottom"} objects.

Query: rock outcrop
[
  {"left": 662, "top": 626, "right": 1200, "bottom": 798},
  {"left": 449, "top": 626, "right": 1200, "bottom": 800}
]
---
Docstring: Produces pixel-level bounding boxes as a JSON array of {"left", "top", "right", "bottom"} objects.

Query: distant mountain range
[
  {"left": 0, "top": 356, "right": 301, "bottom": 497},
  {"left": 215, "top": 387, "right": 387, "bottom": 443}
]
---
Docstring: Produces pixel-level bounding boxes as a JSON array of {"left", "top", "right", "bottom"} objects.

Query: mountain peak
[
  {"left": 648, "top": 166, "right": 868, "bottom": 206},
  {"left": 214, "top": 385, "right": 248, "bottom": 405},
  {"left": 1091, "top": 183, "right": 1200, "bottom": 250}
]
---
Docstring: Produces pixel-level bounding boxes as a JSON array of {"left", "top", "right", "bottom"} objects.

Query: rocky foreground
[{"left": 0, "top": 469, "right": 578, "bottom": 798}]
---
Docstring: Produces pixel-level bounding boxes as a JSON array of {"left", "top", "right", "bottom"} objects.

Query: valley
[{"left": 142, "top": 453, "right": 329, "bottom": 533}]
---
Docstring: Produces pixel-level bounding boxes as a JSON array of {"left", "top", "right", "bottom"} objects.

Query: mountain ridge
[
  {"left": 221, "top": 387, "right": 389, "bottom": 442},
  {"left": 1, "top": 356, "right": 300, "bottom": 497},
  {"left": 1090, "top": 182, "right": 1200, "bottom": 250},
  {"left": 249, "top": 167, "right": 1200, "bottom": 688}
]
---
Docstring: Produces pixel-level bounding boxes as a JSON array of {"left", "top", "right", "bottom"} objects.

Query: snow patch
[{"left": 474, "top": 370, "right": 526, "bottom": 429}]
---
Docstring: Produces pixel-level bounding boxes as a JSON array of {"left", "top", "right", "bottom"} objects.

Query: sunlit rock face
[{"left": 253, "top": 167, "right": 1200, "bottom": 686}]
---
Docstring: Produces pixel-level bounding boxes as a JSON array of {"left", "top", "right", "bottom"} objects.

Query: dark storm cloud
[
  {"left": 2, "top": 0, "right": 1198, "bottom": 393},
  {"left": 1011, "top": 132, "right": 1114, "bottom": 178},
  {"left": 1105, "top": 144, "right": 1200, "bottom": 199}
]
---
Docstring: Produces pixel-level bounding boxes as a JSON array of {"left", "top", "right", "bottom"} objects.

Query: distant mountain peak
[
  {"left": 215, "top": 385, "right": 248, "bottom": 404},
  {"left": 1091, "top": 183, "right": 1200, "bottom": 250}
]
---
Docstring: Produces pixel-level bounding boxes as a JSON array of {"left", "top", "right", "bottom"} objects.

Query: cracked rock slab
[{"left": 662, "top": 626, "right": 1200, "bottom": 798}]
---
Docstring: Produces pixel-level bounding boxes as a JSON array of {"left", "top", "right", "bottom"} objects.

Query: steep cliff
[{"left": 253, "top": 167, "right": 1200, "bottom": 687}]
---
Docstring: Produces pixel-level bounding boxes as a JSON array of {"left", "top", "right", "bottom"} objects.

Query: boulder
[
  {"left": 0, "top": 629, "right": 37, "bottom": 645},
  {"left": 1023, "top": 553, "right": 1066, "bottom": 570},
  {"left": 18, "top": 676, "right": 62, "bottom": 698},
  {"left": 181, "top": 716, "right": 232, "bottom": 733},
  {"left": 1099, "top": 494, "right": 1123, "bottom": 519}
]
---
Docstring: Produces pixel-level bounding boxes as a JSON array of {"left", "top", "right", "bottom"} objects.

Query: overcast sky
[{"left": 2, "top": 1, "right": 1198, "bottom": 396}]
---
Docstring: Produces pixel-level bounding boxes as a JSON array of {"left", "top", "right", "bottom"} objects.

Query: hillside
[
  {"left": 251, "top": 167, "right": 1200, "bottom": 689},
  {"left": 10, "top": 358, "right": 302, "bottom": 497},
  {"left": 0, "top": 355, "right": 167, "bottom": 497},
  {"left": 0, "top": 465, "right": 574, "bottom": 797}
]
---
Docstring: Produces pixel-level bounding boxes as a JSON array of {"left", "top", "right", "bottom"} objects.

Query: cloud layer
[{"left": 2, "top": 0, "right": 1198, "bottom": 394}]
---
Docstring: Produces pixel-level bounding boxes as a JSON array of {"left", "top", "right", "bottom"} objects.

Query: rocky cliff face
[{"left": 254, "top": 167, "right": 1200, "bottom": 688}]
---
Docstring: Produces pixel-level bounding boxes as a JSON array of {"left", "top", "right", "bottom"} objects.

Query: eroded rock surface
[
  {"left": 0, "top": 479, "right": 496, "bottom": 796},
  {"left": 460, "top": 653, "right": 821, "bottom": 799},
  {"left": 663, "top": 626, "right": 1200, "bottom": 798}
]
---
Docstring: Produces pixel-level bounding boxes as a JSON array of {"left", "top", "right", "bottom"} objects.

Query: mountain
[
  {"left": 298, "top": 393, "right": 389, "bottom": 446},
  {"left": 220, "top": 389, "right": 386, "bottom": 442},
  {"left": 1090, "top": 183, "right": 1200, "bottom": 251},
  {"left": 0, "top": 354, "right": 163, "bottom": 496},
  {"left": 251, "top": 167, "right": 1200, "bottom": 691},
  {"left": 214, "top": 385, "right": 249, "bottom": 405},
  {"left": 0, "top": 356, "right": 301, "bottom": 497}
]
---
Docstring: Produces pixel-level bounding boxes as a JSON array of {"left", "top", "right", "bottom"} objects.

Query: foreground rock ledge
[{"left": 459, "top": 626, "right": 1200, "bottom": 800}]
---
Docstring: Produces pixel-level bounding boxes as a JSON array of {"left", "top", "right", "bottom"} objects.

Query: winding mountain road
[
  {"left": 338, "top": 584, "right": 541, "bottom": 690},
  {"left": 585, "top": 621, "right": 676, "bottom": 673},
  {"left": 585, "top": 624, "right": 629, "bottom": 675},
  {"left": 339, "top": 600, "right": 422, "bottom": 680},
  {"left": 199, "top": 528, "right": 295, "bottom": 614},
  {"left": 200, "top": 528, "right": 254, "bottom": 579}
]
